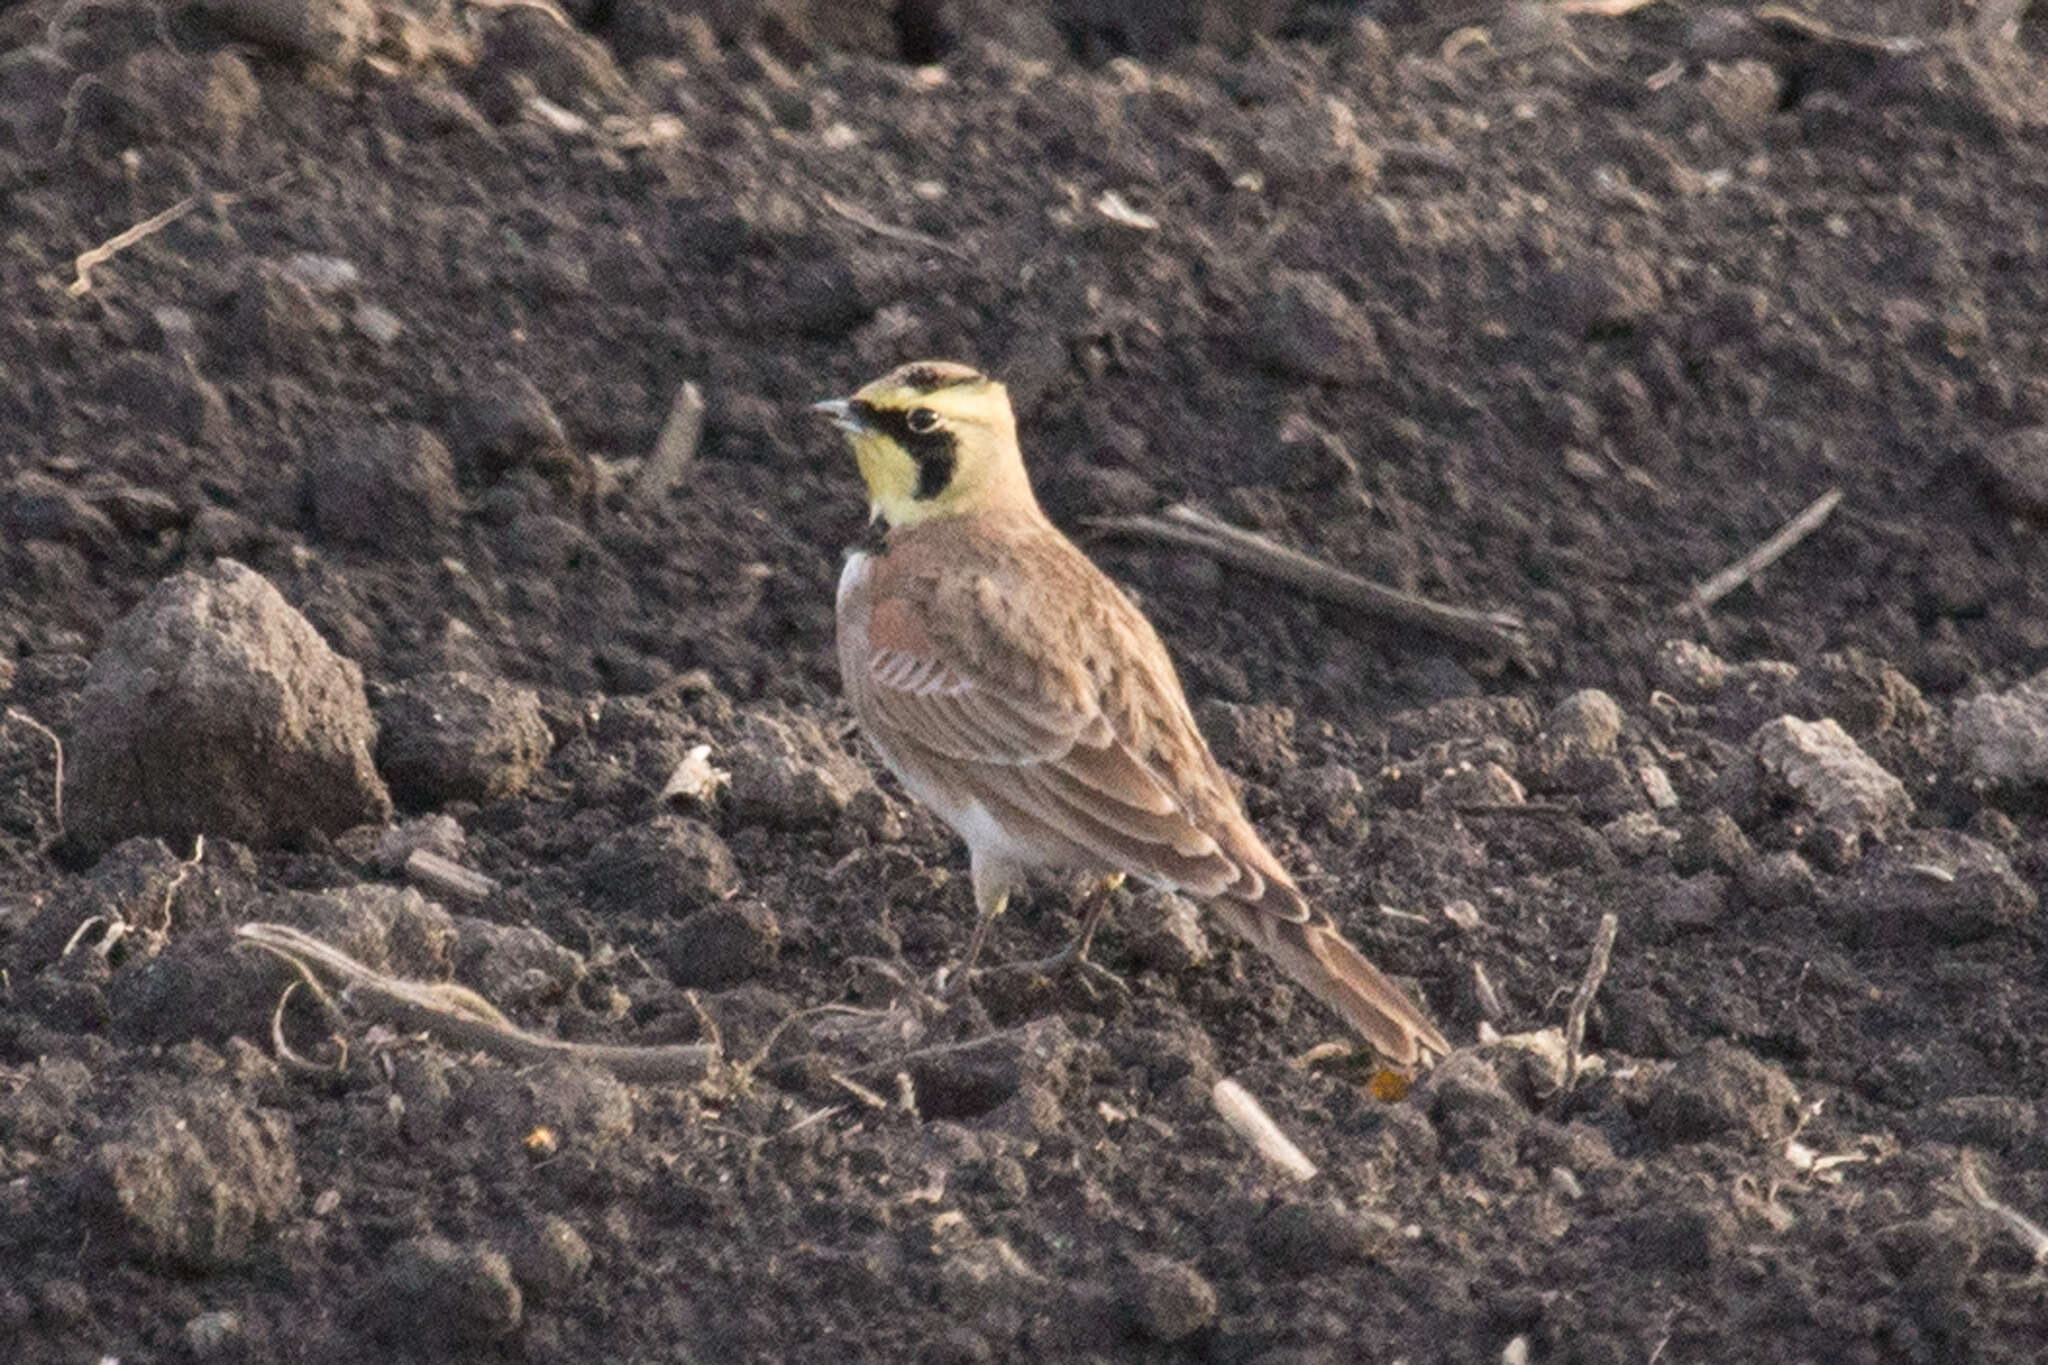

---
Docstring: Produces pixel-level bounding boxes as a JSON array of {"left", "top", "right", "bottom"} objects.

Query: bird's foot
[{"left": 983, "top": 938, "right": 1130, "bottom": 999}]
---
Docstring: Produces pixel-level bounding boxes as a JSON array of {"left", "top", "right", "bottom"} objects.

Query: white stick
[{"left": 1212, "top": 1078, "right": 1317, "bottom": 1182}]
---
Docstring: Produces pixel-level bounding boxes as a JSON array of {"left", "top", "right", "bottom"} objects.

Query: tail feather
[{"left": 1209, "top": 897, "right": 1453, "bottom": 1067}]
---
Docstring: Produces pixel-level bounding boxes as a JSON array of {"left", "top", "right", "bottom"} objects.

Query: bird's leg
[
  {"left": 1040, "top": 872, "right": 1125, "bottom": 969},
  {"left": 1000, "top": 874, "right": 1129, "bottom": 992},
  {"left": 935, "top": 855, "right": 1013, "bottom": 996}
]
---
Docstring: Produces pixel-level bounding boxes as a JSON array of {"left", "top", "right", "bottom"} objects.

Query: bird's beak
[{"left": 811, "top": 398, "right": 866, "bottom": 434}]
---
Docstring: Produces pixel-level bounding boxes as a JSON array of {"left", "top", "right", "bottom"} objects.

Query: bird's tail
[{"left": 1210, "top": 897, "right": 1453, "bottom": 1068}]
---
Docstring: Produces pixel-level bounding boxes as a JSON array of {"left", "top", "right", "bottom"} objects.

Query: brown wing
[{"left": 848, "top": 514, "right": 1451, "bottom": 1065}]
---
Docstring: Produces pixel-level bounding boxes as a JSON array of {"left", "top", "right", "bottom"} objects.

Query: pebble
[
  {"left": 369, "top": 1235, "right": 523, "bottom": 1345},
  {"left": 1974, "top": 425, "right": 2048, "bottom": 521},
  {"left": 374, "top": 671, "right": 553, "bottom": 806},
  {"left": 581, "top": 816, "right": 741, "bottom": 919},
  {"left": 1820, "top": 830, "right": 2035, "bottom": 946},
  {"left": 664, "top": 899, "right": 781, "bottom": 988},
  {"left": 1642, "top": 1040, "right": 1800, "bottom": 1148},
  {"left": 1250, "top": 269, "right": 1385, "bottom": 386},
  {"left": 1751, "top": 715, "right": 1912, "bottom": 867},
  {"left": 1119, "top": 1254, "right": 1217, "bottom": 1342},
  {"left": 1122, "top": 889, "right": 1210, "bottom": 972},
  {"left": 1249, "top": 1202, "right": 1390, "bottom": 1274},
  {"left": 82, "top": 1082, "right": 300, "bottom": 1270},
  {"left": 1952, "top": 670, "right": 2048, "bottom": 787},
  {"left": 727, "top": 711, "right": 875, "bottom": 827},
  {"left": 306, "top": 424, "right": 464, "bottom": 554}
]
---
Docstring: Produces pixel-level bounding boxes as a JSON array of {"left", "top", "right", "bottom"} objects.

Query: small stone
[
  {"left": 1254, "top": 95, "right": 1380, "bottom": 193},
  {"left": 1642, "top": 1040, "right": 1800, "bottom": 1148},
  {"left": 1976, "top": 426, "right": 2048, "bottom": 521},
  {"left": 664, "top": 899, "right": 780, "bottom": 988},
  {"left": 1602, "top": 810, "right": 1678, "bottom": 861},
  {"left": 1653, "top": 640, "right": 1730, "bottom": 697},
  {"left": 582, "top": 816, "right": 740, "bottom": 920},
  {"left": 1123, "top": 889, "right": 1210, "bottom": 972},
  {"left": 1673, "top": 810, "right": 1754, "bottom": 876},
  {"left": 369, "top": 1236, "right": 522, "bottom": 1345},
  {"left": 375, "top": 671, "right": 553, "bottom": 807},
  {"left": 183, "top": 1309, "right": 244, "bottom": 1357},
  {"left": 306, "top": 425, "right": 463, "bottom": 554},
  {"left": 1820, "top": 831, "right": 2035, "bottom": 946},
  {"left": 1274, "top": 413, "right": 1361, "bottom": 492},
  {"left": 1535, "top": 250, "right": 1664, "bottom": 337},
  {"left": 83, "top": 1082, "right": 300, "bottom": 1270},
  {"left": 1422, "top": 1052, "right": 1530, "bottom": 1145},
  {"left": 455, "top": 917, "right": 584, "bottom": 1008},
  {"left": 1250, "top": 269, "right": 1384, "bottom": 386},
  {"left": 1953, "top": 670, "right": 2048, "bottom": 787},
  {"left": 727, "top": 711, "right": 874, "bottom": 827},
  {"left": 1249, "top": 1202, "right": 1388, "bottom": 1275},
  {"left": 1751, "top": 715, "right": 1912, "bottom": 867},
  {"left": 474, "top": 6, "right": 629, "bottom": 110},
  {"left": 1653, "top": 872, "right": 1730, "bottom": 933},
  {"left": 67, "top": 560, "right": 391, "bottom": 847},
  {"left": 448, "top": 364, "right": 594, "bottom": 505},
  {"left": 1694, "top": 59, "right": 1783, "bottom": 136},
  {"left": 94, "top": 352, "right": 231, "bottom": 445},
  {"left": 1119, "top": 1254, "right": 1217, "bottom": 1343},
  {"left": 1737, "top": 849, "right": 1817, "bottom": 909},
  {"left": 1428, "top": 760, "right": 1526, "bottom": 808},
  {"left": 1546, "top": 690, "right": 1625, "bottom": 753},
  {"left": 505, "top": 1214, "right": 591, "bottom": 1300}
]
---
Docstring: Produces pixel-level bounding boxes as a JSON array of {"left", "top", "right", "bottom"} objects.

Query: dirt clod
[
  {"left": 1120, "top": 1253, "right": 1218, "bottom": 1342},
  {"left": 375, "top": 670, "right": 553, "bottom": 807},
  {"left": 368, "top": 1235, "right": 523, "bottom": 1345},
  {"left": 1642, "top": 1040, "right": 1801, "bottom": 1149},
  {"left": 82, "top": 1082, "right": 299, "bottom": 1270},
  {"left": 66, "top": 560, "right": 392, "bottom": 848}
]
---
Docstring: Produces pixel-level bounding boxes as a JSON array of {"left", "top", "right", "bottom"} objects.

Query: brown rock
[{"left": 67, "top": 560, "right": 391, "bottom": 847}]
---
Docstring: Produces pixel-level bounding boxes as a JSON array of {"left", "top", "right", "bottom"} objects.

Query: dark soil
[{"left": 6, "top": 1, "right": 2048, "bottom": 1361}]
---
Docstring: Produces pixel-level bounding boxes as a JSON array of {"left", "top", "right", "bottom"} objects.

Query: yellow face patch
[{"left": 828, "top": 366, "right": 1022, "bottom": 528}]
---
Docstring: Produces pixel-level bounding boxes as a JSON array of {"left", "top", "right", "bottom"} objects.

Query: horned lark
[{"left": 815, "top": 361, "right": 1452, "bottom": 1066}]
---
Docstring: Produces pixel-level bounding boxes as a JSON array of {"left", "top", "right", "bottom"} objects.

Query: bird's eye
[{"left": 906, "top": 407, "right": 940, "bottom": 434}]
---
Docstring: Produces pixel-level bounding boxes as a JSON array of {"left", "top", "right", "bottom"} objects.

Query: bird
[{"left": 814, "top": 360, "right": 1452, "bottom": 1067}]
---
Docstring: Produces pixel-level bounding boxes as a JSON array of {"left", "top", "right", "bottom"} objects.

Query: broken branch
[
  {"left": 1563, "top": 912, "right": 1619, "bottom": 1092},
  {"left": 821, "top": 191, "right": 969, "bottom": 261},
  {"left": 235, "top": 922, "right": 716, "bottom": 1083},
  {"left": 1086, "top": 503, "right": 1532, "bottom": 659},
  {"left": 1212, "top": 1077, "right": 1318, "bottom": 1181},
  {"left": 1690, "top": 487, "right": 1844, "bottom": 609},
  {"left": 67, "top": 194, "right": 200, "bottom": 297}
]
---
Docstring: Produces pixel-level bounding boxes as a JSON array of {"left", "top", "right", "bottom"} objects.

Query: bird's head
[{"left": 813, "top": 361, "right": 1038, "bottom": 528}]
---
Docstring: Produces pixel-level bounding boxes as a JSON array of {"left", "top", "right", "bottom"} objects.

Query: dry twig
[
  {"left": 821, "top": 191, "right": 969, "bottom": 260},
  {"left": 4, "top": 707, "right": 64, "bottom": 833},
  {"left": 1562, "top": 912, "right": 1620, "bottom": 1092},
  {"left": 235, "top": 922, "right": 717, "bottom": 1082},
  {"left": 1086, "top": 503, "right": 1532, "bottom": 659},
  {"left": 1954, "top": 1152, "right": 2048, "bottom": 1265},
  {"left": 67, "top": 194, "right": 199, "bottom": 297},
  {"left": 1211, "top": 1077, "right": 1318, "bottom": 1181},
  {"left": 634, "top": 380, "right": 706, "bottom": 501},
  {"left": 1689, "top": 487, "right": 1844, "bottom": 609},
  {"left": 403, "top": 849, "right": 499, "bottom": 904}
]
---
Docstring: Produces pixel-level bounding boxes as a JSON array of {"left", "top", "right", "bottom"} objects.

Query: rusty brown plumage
[{"left": 821, "top": 361, "right": 1451, "bottom": 1066}]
